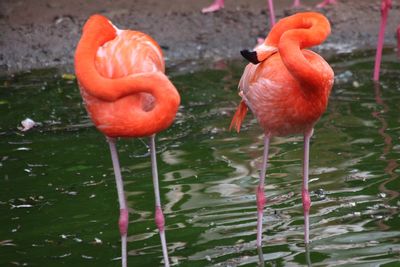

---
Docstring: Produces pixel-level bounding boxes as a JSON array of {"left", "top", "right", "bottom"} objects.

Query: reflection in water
[
  {"left": 372, "top": 82, "right": 399, "bottom": 231},
  {"left": 257, "top": 246, "right": 265, "bottom": 267},
  {"left": 0, "top": 52, "right": 400, "bottom": 266},
  {"left": 305, "top": 244, "right": 312, "bottom": 267}
]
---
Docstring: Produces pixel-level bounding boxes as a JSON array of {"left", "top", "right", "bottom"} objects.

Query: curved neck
[
  {"left": 75, "top": 15, "right": 180, "bottom": 136},
  {"left": 75, "top": 15, "right": 166, "bottom": 102},
  {"left": 75, "top": 15, "right": 119, "bottom": 100},
  {"left": 265, "top": 12, "right": 331, "bottom": 90}
]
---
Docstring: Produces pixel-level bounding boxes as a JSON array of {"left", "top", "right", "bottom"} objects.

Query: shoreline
[{"left": 0, "top": 0, "right": 399, "bottom": 74}]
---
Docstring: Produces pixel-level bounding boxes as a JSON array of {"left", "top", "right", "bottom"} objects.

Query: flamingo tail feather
[{"left": 229, "top": 101, "right": 248, "bottom": 133}]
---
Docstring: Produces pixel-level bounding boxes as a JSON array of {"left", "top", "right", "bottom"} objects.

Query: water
[{"left": 1, "top": 50, "right": 400, "bottom": 266}]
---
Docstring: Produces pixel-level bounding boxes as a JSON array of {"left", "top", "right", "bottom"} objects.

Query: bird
[
  {"left": 373, "top": 0, "right": 392, "bottom": 81},
  {"left": 230, "top": 12, "right": 334, "bottom": 246},
  {"left": 74, "top": 14, "right": 180, "bottom": 267}
]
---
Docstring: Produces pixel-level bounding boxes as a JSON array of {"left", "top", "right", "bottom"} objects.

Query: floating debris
[
  {"left": 18, "top": 118, "right": 36, "bottom": 132},
  {"left": 378, "top": 192, "right": 387, "bottom": 198},
  {"left": 62, "top": 73, "right": 76, "bottom": 80},
  {"left": 10, "top": 204, "right": 33, "bottom": 209},
  {"left": 0, "top": 240, "right": 16, "bottom": 246},
  {"left": 82, "top": 254, "right": 94, "bottom": 259}
]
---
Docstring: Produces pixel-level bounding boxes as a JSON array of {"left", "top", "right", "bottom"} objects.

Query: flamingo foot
[
  {"left": 316, "top": 0, "right": 336, "bottom": 8},
  {"left": 202, "top": 0, "right": 224, "bottom": 13}
]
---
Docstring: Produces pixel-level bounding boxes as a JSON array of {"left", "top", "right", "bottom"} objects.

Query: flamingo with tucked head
[
  {"left": 74, "top": 15, "right": 180, "bottom": 267},
  {"left": 231, "top": 12, "right": 334, "bottom": 246}
]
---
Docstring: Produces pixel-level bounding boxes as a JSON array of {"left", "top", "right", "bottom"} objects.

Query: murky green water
[{"left": 1, "top": 50, "right": 400, "bottom": 267}]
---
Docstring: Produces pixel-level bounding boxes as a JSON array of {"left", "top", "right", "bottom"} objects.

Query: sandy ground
[{"left": 0, "top": 0, "right": 399, "bottom": 73}]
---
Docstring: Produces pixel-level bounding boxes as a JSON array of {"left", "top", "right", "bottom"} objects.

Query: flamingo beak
[
  {"left": 240, "top": 45, "right": 278, "bottom": 65},
  {"left": 240, "top": 50, "right": 259, "bottom": 64}
]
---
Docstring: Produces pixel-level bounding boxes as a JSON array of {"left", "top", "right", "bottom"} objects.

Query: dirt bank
[{"left": 0, "top": 0, "right": 399, "bottom": 73}]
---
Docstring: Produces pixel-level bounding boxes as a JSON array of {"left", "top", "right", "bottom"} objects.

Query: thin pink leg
[
  {"left": 267, "top": 0, "right": 276, "bottom": 27},
  {"left": 292, "top": 0, "right": 301, "bottom": 7},
  {"left": 302, "top": 129, "right": 313, "bottom": 244},
  {"left": 201, "top": 0, "right": 224, "bottom": 13},
  {"left": 373, "top": 0, "right": 392, "bottom": 81},
  {"left": 107, "top": 137, "right": 129, "bottom": 267},
  {"left": 256, "top": 135, "right": 270, "bottom": 247},
  {"left": 150, "top": 134, "right": 170, "bottom": 267},
  {"left": 316, "top": 0, "right": 337, "bottom": 8}
]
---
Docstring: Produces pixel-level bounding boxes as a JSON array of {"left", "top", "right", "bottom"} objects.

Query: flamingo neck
[
  {"left": 264, "top": 12, "right": 331, "bottom": 91},
  {"left": 75, "top": 15, "right": 117, "bottom": 85}
]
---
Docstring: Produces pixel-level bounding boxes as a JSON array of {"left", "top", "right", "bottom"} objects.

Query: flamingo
[
  {"left": 373, "top": 0, "right": 392, "bottom": 81},
  {"left": 231, "top": 12, "right": 334, "bottom": 246},
  {"left": 74, "top": 15, "right": 180, "bottom": 267}
]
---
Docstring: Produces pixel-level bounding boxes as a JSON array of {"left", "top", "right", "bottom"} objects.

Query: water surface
[{"left": 1, "top": 50, "right": 400, "bottom": 266}]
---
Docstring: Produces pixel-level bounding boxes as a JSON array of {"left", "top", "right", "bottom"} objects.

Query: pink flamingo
[
  {"left": 75, "top": 15, "right": 180, "bottom": 267},
  {"left": 373, "top": 0, "right": 392, "bottom": 81},
  {"left": 231, "top": 12, "right": 334, "bottom": 246}
]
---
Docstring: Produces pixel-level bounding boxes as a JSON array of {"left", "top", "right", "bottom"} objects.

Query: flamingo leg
[
  {"left": 150, "top": 134, "right": 170, "bottom": 267},
  {"left": 267, "top": 0, "right": 276, "bottom": 27},
  {"left": 256, "top": 135, "right": 270, "bottom": 247},
  {"left": 373, "top": 0, "right": 391, "bottom": 81},
  {"left": 107, "top": 137, "right": 129, "bottom": 267},
  {"left": 302, "top": 129, "right": 313, "bottom": 244},
  {"left": 201, "top": 0, "right": 224, "bottom": 13}
]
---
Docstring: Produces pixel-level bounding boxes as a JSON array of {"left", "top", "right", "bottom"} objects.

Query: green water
[{"left": 1, "top": 50, "right": 400, "bottom": 266}]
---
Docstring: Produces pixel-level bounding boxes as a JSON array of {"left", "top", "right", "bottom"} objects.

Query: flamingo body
[
  {"left": 75, "top": 15, "right": 180, "bottom": 138},
  {"left": 240, "top": 50, "right": 332, "bottom": 136}
]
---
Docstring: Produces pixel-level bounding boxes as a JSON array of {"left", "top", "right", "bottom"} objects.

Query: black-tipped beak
[{"left": 240, "top": 50, "right": 260, "bottom": 64}]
